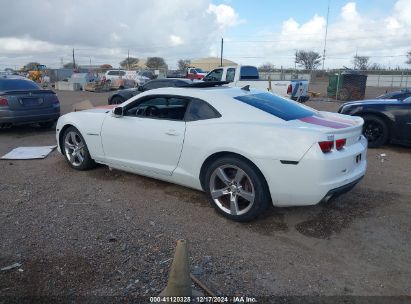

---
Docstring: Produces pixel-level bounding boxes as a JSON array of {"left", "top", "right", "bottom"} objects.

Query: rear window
[
  {"left": 234, "top": 93, "right": 315, "bottom": 121},
  {"left": 0, "top": 79, "right": 41, "bottom": 91},
  {"left": 240, "top": 66, "right": 259, "bottom": 80}
]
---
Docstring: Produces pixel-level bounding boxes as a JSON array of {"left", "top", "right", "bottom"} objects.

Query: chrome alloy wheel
[
  {"left": 64, "top": 131, "right": 86, "bottom": 167},
  {"left": 209, "top": 165, "right": 255, "bottom": 216}
]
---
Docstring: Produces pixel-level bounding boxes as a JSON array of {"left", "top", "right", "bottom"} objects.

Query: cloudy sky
[{"left": 0, "top": 0, "right": 410, "bottom": 70}]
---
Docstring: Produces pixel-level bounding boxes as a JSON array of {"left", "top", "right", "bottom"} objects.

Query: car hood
[{"left": 342, "top": 99, "right": 401, "bottom": 107}]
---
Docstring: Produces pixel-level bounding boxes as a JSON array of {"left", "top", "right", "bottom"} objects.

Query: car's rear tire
[
  {"left": 110, "top": 96, "right": 125, "bottom": 105},
  {"left": 62, "top": 126, "right": 96, "bottom": 170},
  {"left": 204, "top": 156, "right": 270, "bottom": 222},
  {"left": 362, "top": 115, "right": 389, "bottom": 148}
]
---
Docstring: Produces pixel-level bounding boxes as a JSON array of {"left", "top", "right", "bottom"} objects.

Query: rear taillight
[
  {"left": 287, "top": 84, "right": 292, "bottom": 95},
  {"left": 0, "top": 97, "right": 8, "bottom": 106},
  {"left": 318, "top": 141, "right": 334, "bottom": 153},
  {"left": 336, "top": 138, "right": 346, "bottom": 150}
]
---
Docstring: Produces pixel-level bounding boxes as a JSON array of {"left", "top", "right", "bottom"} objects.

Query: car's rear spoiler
[{"left": 0, "top": 89, "right": 56, "bottom": 95}]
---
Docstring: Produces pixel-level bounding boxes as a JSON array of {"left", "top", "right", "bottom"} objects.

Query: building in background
[{"left": 191, "top": 57, "right": 237, "bottom": 72}]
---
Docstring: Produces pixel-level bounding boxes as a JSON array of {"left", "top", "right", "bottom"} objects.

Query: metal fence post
[
  {"left": 335, "top": 70, "right": 340, "bottom": 100},
  {"left": 377, "top": 71, "right": 380, "bottom": 87},
  {"left": 400, "top": 71, "right": 403, "bottom": 88},
  {"left": 391, "top": 74, "right": 394, "bottom": 88}
]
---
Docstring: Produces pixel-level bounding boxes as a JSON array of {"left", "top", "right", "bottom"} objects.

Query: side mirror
[
  {"left": 138, "top": 86, "right": 144, "bottom": 92},
  {"left": 113, "top": 107, "right": 123, "bottom": 117}
]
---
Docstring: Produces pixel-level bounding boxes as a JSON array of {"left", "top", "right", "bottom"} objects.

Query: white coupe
[{"left": 56, "top": 84, "right": 367, "bottom": 221}]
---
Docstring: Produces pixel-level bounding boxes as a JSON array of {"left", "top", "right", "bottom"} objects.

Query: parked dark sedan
[
  {"left": 376, "top": 88, "right": 411, "bottom": 101},
  {"left": 0, "top": 76, "right": 60, "bottom": 128},
  {"left": 338, "top": 97, "right": 411, "bottom": 148},
  {"left": 108, "top": 78, "right": 193, "bottom": 104}
]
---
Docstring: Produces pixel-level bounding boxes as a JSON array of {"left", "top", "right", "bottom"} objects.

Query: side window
[
  {"left": 185, "top": 99, "right": 221, "bottom": 121},
  {"left": 175, "top": 80, "right": 190, "bottom": 87},
  {"left": 226, "top": 68, "right": 236, "bottom": 82},
  {"left": 119, "top": 71, "right": 126, "bottom": 76},
  {"left": 203, "top": 69, "right": 223, "bottom": 82},
  {"left": 125, "top": 96, "right": 188, "bottom": 121},
  {"left": 107, "top": 71, "right": 116, "bottom": 75},
  {"left": 143, "top": 81, "right": 166, "bottom": 90}
]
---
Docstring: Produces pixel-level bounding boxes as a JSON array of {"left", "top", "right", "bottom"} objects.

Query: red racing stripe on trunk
[{"left": 299, "top": 115, "right": 351, "bottom": 129}]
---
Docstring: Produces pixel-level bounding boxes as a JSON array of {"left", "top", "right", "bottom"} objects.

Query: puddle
[
  {"left": 244, "top": 208, "right": 289, "bottom": 235},
  {"left": 164, "top": 185, "right": 209, "bottom": 207},
  {"left": 295, "top": 189, "right": 398, "bottom": 239}
]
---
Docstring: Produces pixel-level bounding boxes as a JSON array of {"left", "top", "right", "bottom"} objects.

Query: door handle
[{"left": 165, "top": 129, "right": 180, "bottom": 136}]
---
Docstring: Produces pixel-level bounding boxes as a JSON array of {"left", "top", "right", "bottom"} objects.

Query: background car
[
  {"left": 376, "top": 88, "right": 411, "bottom": 101},
  {"left": 108, "top": 78, "right": 193, "bottom": 104},
  {"left": 58, "top": 84, "right": 367, "bottom": 221},
  {"left": 338, "top": 96, "right": 411, "bottom": 147},
  {"left": 0, "top": 75, "right": 60, "bottom": 128}
]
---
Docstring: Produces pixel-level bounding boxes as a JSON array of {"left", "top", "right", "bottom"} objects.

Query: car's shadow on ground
[{"left": 0, "top": 124, "right": 55, "bottom": 137}]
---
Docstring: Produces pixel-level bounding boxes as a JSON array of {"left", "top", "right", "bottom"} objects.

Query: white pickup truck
[{"left": 203, "top": 65, "right": 310, "bottom": 102}]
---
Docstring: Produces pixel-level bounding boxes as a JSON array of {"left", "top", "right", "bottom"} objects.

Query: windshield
[
  {"left": 195, "top": 68, "right": 205, "bottom": 73},
  {"left": 403, "top": 96, "right": 411, "bottom": 103},
  {"left": 234, "top": 92, "right": 315, "bottom": 121}
]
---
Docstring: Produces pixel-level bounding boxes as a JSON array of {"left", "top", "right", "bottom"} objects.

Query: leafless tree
[
  {"left": 120, "top": 57, "right": 139, "bottom": 69},
  {"left": 353, "top": 55, "right": 370, "bottom": 70},
  {"left": 258, "top": 62, "right": 275, "bottom": 72},
  {"left": 177, "top": 59, "right": 191, "bottom": 71},
  {"left": 63, "top": 62, "right": 75, "bottom": 68},
  {"left": 146, "top": 57, "right": 167, "bottom": 70},
  {"left": 406, "top": 50, "right": 411, "bottom": 65},
  {"left": 295, "top": 50, "right": 321, "bottom": 70}
]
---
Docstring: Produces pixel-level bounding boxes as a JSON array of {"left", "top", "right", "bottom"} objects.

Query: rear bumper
[
  {"left": 255, "top": 135, "right": 367, "bottom": 207},
  {"left": 320, "top": 175, "right": 364, "bottom": 203},
  {"left": 0, "top": 107, "right": 60, "bottom": 125}
]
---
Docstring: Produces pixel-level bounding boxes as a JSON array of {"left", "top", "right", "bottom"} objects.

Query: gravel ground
[{"left": 0, "top": 89, "right": 410, "bottom": 299}]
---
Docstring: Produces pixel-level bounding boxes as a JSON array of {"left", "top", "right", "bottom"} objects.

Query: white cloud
[
  {"left": 226, "top": 0, "right": 411, "bottom": 68},
  {"left": 207, "top": 3, "right": 240, "bottom": 29},
  {"left": 170, "top": 35, "right": 184, "bottom": 46},
  {"left": 0, "top": 0, "right": 240, "bottom": 69}
]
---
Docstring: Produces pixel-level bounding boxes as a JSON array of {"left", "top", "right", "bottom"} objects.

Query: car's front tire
[
  {"left": 204, "top": 156, "right": 270, "bottom": 222},
  {"left": 362, "top": 115, "right": 389, "bottom": 148},
  {"left": 62, "top": 126, "right": 95, "bottom": 170}
]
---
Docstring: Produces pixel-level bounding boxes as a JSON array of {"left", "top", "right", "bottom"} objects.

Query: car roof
[{"left": 0, "top": 75, "right": 27, "bottom": 80}]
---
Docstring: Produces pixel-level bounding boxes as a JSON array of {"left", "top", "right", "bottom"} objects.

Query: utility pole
[
  {"left": 72, "top": 48, "right": 76, "bottom": 69},
  {"left": 127, "top": 49, "right": 130, "bottom": 70},
  {"left": 322, "top": 0, "right": 330, "bottom": 70},
  {"left": 220, "top": 37, "right": 224, "bottom": 67}
]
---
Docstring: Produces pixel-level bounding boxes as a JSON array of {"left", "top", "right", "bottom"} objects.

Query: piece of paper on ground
[{"left": 1, "top": 146, "right": 57, "bottom": 160}]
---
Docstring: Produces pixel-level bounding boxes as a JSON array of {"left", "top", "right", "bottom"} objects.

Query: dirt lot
[{"left": 0, "top": 88, "right": 410, "bottom": 300}]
